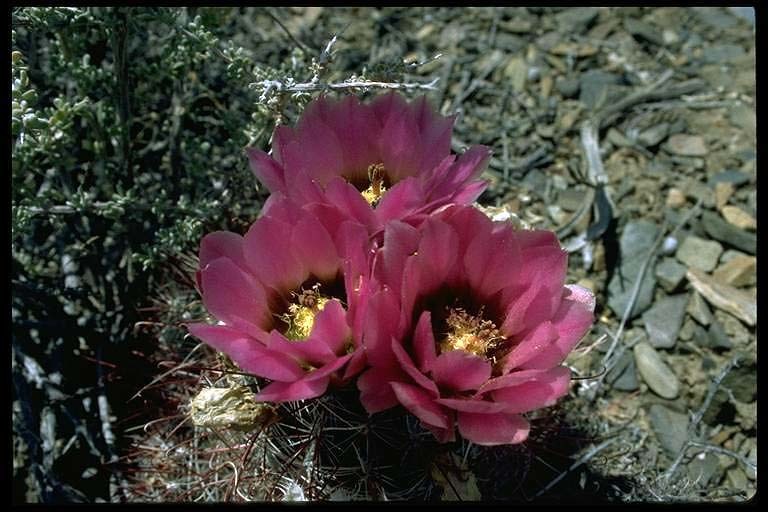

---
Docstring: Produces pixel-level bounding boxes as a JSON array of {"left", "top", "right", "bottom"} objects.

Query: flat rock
[
  {"left": 720, "top": 205, "right": 756, "bottom": 231},
  {"left": 693, "top": 7, "right": 739, "bottom": 30},
  {"left": 634, "top": 341, "right": 680, "bottom": 399},
  {"left": 666, "top": 134, "right": 708, "bottom": 156},
  {"left": 642, "top": 294, "right": 688, "bottom": 348},
  {"left": 579, "top": 70, "right": 621, "bottom": 109},
  {"left": 706, "top": 320, "right": 733, "bottom": 349},
  {"left": 686, "top": 268, "right": 756, "bottom": 326},
  {"left": 712, "top": 254, "right": 756, "bottom": 287},
  {"left": 714, "top": 182, "right": 734, "bottom": 210},
  {"left": 702, "top": 43, "right": 747, "bottom": 64},
  {"left": 623, "top": 17, "right": 664, "bottom": 46},
  {"left": 555, "top": 76, "right": 580, "bottom": 98},
  {"left": 607, "top": 221, "right": 659, "bottom": 319},
  {"left": 655, "top": 258, "right": 687, "bottom": 292},
  {"left": 687, "top": 452, "right": 721, "bottom": 487},
  {"left": 648, "top": 404, "right": 689, "bottom": 456},
  {"left": 638, "top": 122, "right": 670, "bottom": 147},
  {"left": 687, "top": 291, "right": 713, "bottom": 326},
  {"left": 555, "top": 7, "right": 599, "bottom": 34},
  {"left": 700, "top": 210, "right": 756, "bottom": 254},
  {"left": 708, "top": 170, "right": 751, "bottom": 187},
  {"left": 665, "top": 187, "right": 686, "bottom": 209},
  {"left": 606, "top": 351, "right": 639, "bottom": 392},
  {"left": 676, "top": 236, "right": 723, "bottom": 272}
]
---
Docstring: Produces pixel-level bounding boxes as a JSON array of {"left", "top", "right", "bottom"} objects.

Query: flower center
[
  {"left": 439, "top": 307, "right": 505, "bottom": 360},
  {"left": 361, "top": 162, "right": 388, "bottom": 206},
  {"left": 281, "top": 284, "right": 330, "bottom": 341}
]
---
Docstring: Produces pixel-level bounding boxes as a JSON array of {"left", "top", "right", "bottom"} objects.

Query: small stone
[
  {"left": 702, "top": 43, "right": 747, "bottom": 65},
  {"left": 745, "top": 445, "right": 756, "bottom": 480},
  {"left": 687, "top": 452, "right": 721, "bottom": 487},
  {"left": 687, "top": 291, "right": 713, "bottom": 326},
  {"left": 660, "top": 236, "right": 678, "bottom": 255},
  {"left": 504, "top": 57, "right": 527, "bottom": 93},
  {"left": 705, "top": 320, "right": 732, "bottom": 349},
  {"left": 555, "top": 76, "right": 580, "bottom": 98},
  {"left": 729, "top": 104, "right": 756, "bottom": 138},
  {"left": 693, "top": 7, "right": 739, "bottom": 31},
  {"left": 623, "top": 17, "right": 664, "bottom": 46},
  {"left": 634, "top": 342, "right": 680, "bottom": 399},
  {"left": 642, "top": 294, "right": 688, "bottom": 349},
  {"left": 720, "top": 205, "right": 756, "bottom": 231},
  {"left": 678, "top": 317, "right": 697, "bottom": 342},
  {"left": 558, "top": 188, "right": 586, "bottom": 211},
  {"left": 662, "top": 28, "right": 679, "bottom": 46},
  {"left": 700, "top": 211, "right": 756, "bottom": 254},
  {"left": 721, "top": 358, "right": 757, "bottom": 403},
  {"left": 676, "top": 236, "right": 723, "bottom": 272},
  {"left": 726, "top": 468, "right": 748, "bottom": 490},
  {"left": 648, "top": 404, "right": 689, "bottom": 456},
  {"left": 733, "top": 400, "right": 756, "bottom": 430},
  {"left": 687, "top": 268, "right": 756, "bottom": 326},
  {"left": 579, "top": 70, "right": 621, "bottom": 109},
  {"left": 607, "top": 221, "right": 660, "bottom": 319},
  {"left": 637, "top": 122, "right": 669, "bottom": 147},
  {"left": 666, "top": 134, "right": 708, "bottom": 157},
  {"left": 709, "top": 170, "right": 751, "bottom": 187},
  {"left": 606, "top": 351, "right": 639, "bottom": 392},
  {"left": 665, "top": 188, "right": 686, "bottom": 209},
  {"left": 714, "top": 182, "right": 734, "bottom": 210},
  {"left": 712, "top": 254, "right": 756, "bottom": 287},
  {"left": 655, "top": 258, "right": 687, "bottom": 292},
  {"left": 547, "top": 204, "right": 567, "bottom": 225},
  {"left": 714, "top": 310, "right": 752, "bottom": 347},
  {"left": 555, "top": 7, "right": 599, "bottom": 34}
]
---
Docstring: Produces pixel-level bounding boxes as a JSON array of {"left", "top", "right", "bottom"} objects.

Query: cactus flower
[
  {"left": 357, "top": 205, "right": 595, "bottom": 446},
  {"left": 246, "top": 93, "right": 491, "bottom": 233},
  {"left": 187, "top": 198, "right": 374, "bottom": 402}
]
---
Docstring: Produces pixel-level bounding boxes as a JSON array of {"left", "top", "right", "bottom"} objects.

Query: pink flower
[
  {"left": 357, "top": 205, "right": 595, "bottom": 445},
  {"left": 247, "top": 93, "right": 491, "bottom": 234},
  {"left": 187, "top": 197, "right": 374, "bottom": 402}
]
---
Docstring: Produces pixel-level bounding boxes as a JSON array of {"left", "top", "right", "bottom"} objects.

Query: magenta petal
[
  {"left": 358, "top": 366, "right": 407, "bottom": 414},
  {"left": 362, "top": 288, "right": 402, "bottom": 368},
  {"left": 521, "top": 294, "right": 595, "bottom": 370},
  {"left": 255, "top": 377, "right": 329, "bottom": 402},
  {"left": 290, "top": 212, "right": 340, "bottom": 282},
  {"left": 390, "top": 382, "right": 450, "bottom": 429},
  {"left": 412, "top": 310, "right": 437, "bottom": 373},
  {"left": 491, "top": 366, "right": 571, "bottom": 413},
  {"left": 341, "top": 349, "right": 367, "bottom": 382},
  {"left": 247, "top": 147, "right": 286, "bottom": 193},
  {"left": 305, "top": 353, "right": 353, "bottom": 381},
  {"left": 431, "top": 351, "right": 492, "bottom": 392},
  {"left": 435, "top": 398, "right": 507, "bottom": 414},
  {"left": 457, "top": 411, "right": 530, "bottom": 446},
  {"left": 200, "top": 257, "right": 270, "bottom": 336},
  {"left": 187, "top": 323, "right": 304, "bottom": 382},
  {"left": 271, "top": 125, "right": 296, "bottom": 165},
  {"left": 475, "top": 368, "right": 554, "bottom": 396},
  {"left": 375, "top": 177, "right": 424, "bottom": 223},
  {"left": 199, "top": 231, "right": 247, "bottom": 271},
  {"left": 413, "top": 217, "right": 459, "bottom": 292},
  {"left": 308, "top": 299, "right": 351, "bottom": 355},
  {"left": 243, "top": 216, "right": 306, "bottom": 292},
  {"left": 499, "top": 321, "right": 558, "bottom": 372},
  {"left": 424, "top": 423, "right": 457, "bottom": 443},
  {"left": 375, "top": 220, "right": 420, "bottom": 296},
  {"left": 324, "top": 177, "right": 377, "bottom": 229},
  {"left": 391, "top": 338, "right": 440, "bottom": 396},
  {"left": 564, "top": 284, "right": 597, "bottom": 313},
  {"left": 464, "top": 228, "right": 521, "bottom": 300},
  {"left": 265, "top": 330, "right": 335, "bottom": 366}
]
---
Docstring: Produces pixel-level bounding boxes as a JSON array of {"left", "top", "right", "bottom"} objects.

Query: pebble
[
  {"left": 746, "top": 445, "right": 756, "bottom": 480},
  {"left": 676, "top": 236, "right": 723, "bottom": 272},
  {"left": 607, "top": 221, "right": 659, "bottom": 319},
  {"left": 709, "top": 170, "right": 751, "bottom": 187},
  {"left": 687, "top": 268, "right": 756, "bottom": 326},
  {"left": 606, "top": 351, "right": 639, "bottom": 392},
  {"left": 634, "top": 341, "right": 680, "bottom": 399},
  {"left": 579, "top": 70, "right": 621, "bottom": 109},
  {"left": 721, "top": 358, "right": 757, "bottom": 403},
  {"left": 702, "top": 43, "right": 747, "bottom": 64},
  {"left": 655, "top": 258, "right": 687, "bottom": 292},
  {"left": 648, "top": 404, "right": 689, "bottom": 456},
  {"left": 726, "top": 468, "right": 748, "bottom": 490},
  {"left": 714, "top": 310, "right": 752, "bottom": 347},
  {"left": 700, "top": 210, "right": 756, "bottom": 255},
  {"left": 687, "top": 452, "right": 721, "bottom": 487},
  {"left": 638, "top": 122, "right": 669, "bottom": 147},
  {"left": 555, "top": 76, "right": 580, "bottom": 98},
  {"left": 687, "top": 291, "right": 713, "bottom": 326},
  {"left": 720, "top": 205, "right": 756, "bottom": 231},
  {"left": 558, "top": 188, "right": 586, "bottom": 211},
  {"left": 642, "top": 294, "right": 688, "bottom": 349},
  {"left": 555, "top": 7, "right": 599, "bottom": 34},
  {"left": 667, "top": 134, "right": 708, "bottom": 156},
  {"left": 623, "top": 17, "right": 664, "bottom": 46},
  {"left": 693, "top": 6, "right": 739, "bottom": 31},
  {"left": 705, "top": 320, "right": 732, "bottom": 349},
  {"left": 714, "top": 182, "right": 734, "bottom": 210},
  {"left": 712, "top": 254, "right": 756, "bottom": 287},
  {"left": 660, "top": 236, "right": 678, "bottom": 255},
  {"left": 662, "top": 28, "right": 679, "bottom": 46},
  {"left": 665, "top": 188, "right": 686, "bottom": 209}
]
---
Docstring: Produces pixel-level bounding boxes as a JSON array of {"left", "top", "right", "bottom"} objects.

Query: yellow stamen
[
  {"left": 440, "top": 307, "right": 504, "bottom": 359},
  {"left": 361, "top": 163, "right": 387, "bottom": 206},
  {"left": 282, "top": 285, "right": 330, "bottom": 341}
]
